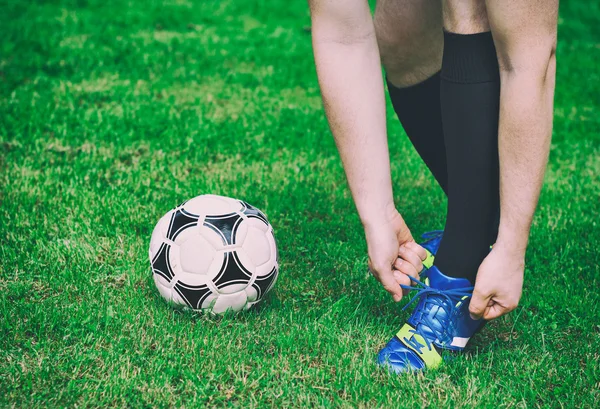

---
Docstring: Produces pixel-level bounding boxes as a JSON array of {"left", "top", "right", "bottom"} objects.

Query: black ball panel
[
  {"left": 252, "top": 266, "right": 278, "bottom": 300},
  {"left": 241, "top": 201, "right": 269, "bottom": 226},
  {"left": 167, "top": 208, "right": 200, "bottom": 241},
  {"left": 203, "top": 213, "right": 244, "bottom": 246},
  {"left": 173, "top": 281, "right": 213, "bottom": 309},
  {"left": 213, "top": 251, "right": 253, "bottom": 290},
  {"left": 151, "top": 242, "right": 174, "bottom": 282}
]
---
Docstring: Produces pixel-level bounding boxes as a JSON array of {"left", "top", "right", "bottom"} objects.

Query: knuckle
[
  {"left": 473, "top": 289, "right": 488, "bottom": 299},
  {"left": 399, "top": 275, "right": 411, "bottom": 285},
  {"left": 469, "top": 302, "right": 483, "bottom": 312}
]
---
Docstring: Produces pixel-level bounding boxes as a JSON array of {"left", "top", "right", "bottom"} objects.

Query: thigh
[{"left": 374, "top": 0, "right": 443, "bottom": 85}]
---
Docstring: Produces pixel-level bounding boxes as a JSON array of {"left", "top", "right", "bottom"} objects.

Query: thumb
[
  {"left": 369, "top": 259, "right": 403, "bottom": 302},
  {"left": 483, "top": 303, "right": 506, "bottom": 321},
  {"left": 469, "top": 289, "right": 492, "bottom": 320}
]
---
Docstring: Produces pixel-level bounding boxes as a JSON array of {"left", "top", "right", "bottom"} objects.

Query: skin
[
  {"left": 469, "top": 0, "right": 558, "bottom": 320},
  {"left": 309, "top": 0, "right": 427, "bottom": 302},
  {"left": 374, "top": 0, "right": 443, "bottom": 87},
  {"left": 309, "top": 0, "right": 557, "bottom": 319}
]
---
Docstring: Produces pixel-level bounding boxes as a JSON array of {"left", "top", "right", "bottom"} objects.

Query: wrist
[
  {"left": 359, "top": 200, "right": 397, "bottom": 229},
  {"left": 495, "top": 227, "right": 529, "bottom": 259}
]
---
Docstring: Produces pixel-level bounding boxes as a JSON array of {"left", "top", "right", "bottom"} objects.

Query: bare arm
[
  {"left": 310, "top": 0, "right": 392, "bottom": 226},
  {"left": 309, "top": 0, "right": 425, "bottom": 301},
  {"left": 470, "top": 1, "right": 558, "bottom": 320},
  {"left": 490, "top": 2, "right": 558, "bottom": 255}
]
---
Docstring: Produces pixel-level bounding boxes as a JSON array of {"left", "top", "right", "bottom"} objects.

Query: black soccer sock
[
  {"left": 434, "top": 31, "right": 501, "bottom": 283},
  {"left": 387, "top": 73, "right": 448, "bottom": 194}
]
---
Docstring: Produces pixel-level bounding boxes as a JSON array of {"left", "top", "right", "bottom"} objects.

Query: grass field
[{"left": 1, "top": 0, "right": 599, "bottom": 407}]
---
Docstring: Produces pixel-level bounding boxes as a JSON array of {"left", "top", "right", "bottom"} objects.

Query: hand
[
  {"left": 364, "top": 207, "right": 427, "bottom": 302},
  {"left": 469, "top": 242, "right": 525, "bottom": 320}
]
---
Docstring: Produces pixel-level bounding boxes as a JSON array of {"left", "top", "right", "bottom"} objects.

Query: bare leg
[
  {"left": 374, "top": 0, "right": 443, "bottom": 87},
  {"left": 442, "top": 0, "right": 489, "bottom": 34},
  {"left": 374, "top": 1, "right": 449, "bottom": 194}
]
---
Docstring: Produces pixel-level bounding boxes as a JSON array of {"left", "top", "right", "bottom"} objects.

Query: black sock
[
  {"left": 434, "top": 31, "right": 501, "bottom": 283},
  {"left": 387, "top": 73, "right": 448, "bottom": 194}
]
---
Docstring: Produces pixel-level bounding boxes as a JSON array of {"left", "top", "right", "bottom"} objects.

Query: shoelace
[
  {"left": 399, "top": 277, "right": 474, "bottom": 353},
  {"left": 421, "top": 230, "right": 444, "bottom": 241}
]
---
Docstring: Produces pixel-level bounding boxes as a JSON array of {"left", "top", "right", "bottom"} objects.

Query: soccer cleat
[
  {"left": 377, "top": 266, "right": 485, "bottom": 373},
  {"left": 420, "top": 230, "right": 443, "bottom": 269}
]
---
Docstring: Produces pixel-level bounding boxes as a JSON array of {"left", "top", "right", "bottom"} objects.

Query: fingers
[
  {"left": 483, "top": 303, "right": 505, "bottom": 321},
  {"left": 471, "top": 293, "right": 521, "bottom": 320},
  {"left": 393, "top": 258, "right": 419, "bottom": 281},
  {"left": 392, "top": 269, "right": 412, "bottom": 296},
  {"left": 404, "top": 241, "right": 428, "bottom": 262},
  {"left": 397, "top": 244, "right": 424, "bottom": 273},
  {"left": 482, "top": 298, "right": 520, "bottom": 320},
  {"left": 381, "top": 272, "right": 404, "bottom": 302},
  {"left": 469, "top": 289, "right": 492, "bottom": 320},
  {"left": 370, "top": 261, "right": 404, "bottom": 302}
]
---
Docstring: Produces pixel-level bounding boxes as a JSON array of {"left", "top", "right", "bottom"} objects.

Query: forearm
[
  {"left": 311, "top": 3, "right": 393, "bottom": 227},
  {"left": 496, "top": 54, "right": 557, "bottom": 255}
]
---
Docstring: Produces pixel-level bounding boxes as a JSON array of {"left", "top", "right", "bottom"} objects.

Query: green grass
[{"left": 1, "top": 0, "right": 599, "bottom": 407}]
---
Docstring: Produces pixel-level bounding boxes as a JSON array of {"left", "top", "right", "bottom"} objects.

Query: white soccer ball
[{"left": 149, "top": 194, "right": 279, "bottom": 314}]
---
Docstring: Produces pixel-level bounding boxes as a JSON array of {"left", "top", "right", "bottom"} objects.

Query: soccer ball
[{"left": 149, "top": 194, "right": 279, "bottom": 313}]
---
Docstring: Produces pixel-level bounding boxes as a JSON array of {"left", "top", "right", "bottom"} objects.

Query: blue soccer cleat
[
  {"left": 377, "top": 266, "right": 485, "bottom": 373},
  {"left": 420, "top": 230, "right": 443, "bottom": 269}
]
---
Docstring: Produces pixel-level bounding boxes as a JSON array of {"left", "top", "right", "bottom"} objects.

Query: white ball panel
[
  {"left": 173, "top": 223, "right": 202, "bottom": 246},
  {"left": 153, "top": 274, "right": 174, "bottom": 301},
  {"left": 184, "top": 194, "right": 242, "bottom": 216},
  {"left": 167, "top": 244, "right": 183, "bottom": 276},
  {"left": 199, "top": 224, "right": 228, "bottom": 251},
  {"left": 234, "top": 247, "right": 256, "bottom": 276},
  {"left": 244, "top": 217, "right": 269, "bottom": 233},
  {"left": 244, "top": 301, "right": 259, "bottom": 311},
  {"left": 153, "top": 272, "right": 173, "bottom": 289},
  {"left": 218, "top": 283, "right": 247, "bottom": 295},
  {"left": 245, "top": 285, "right": 258, "bottom": 303},
  {"left": 176, "top": 271, "right": 214, "bottom": 287},
  {"left": 205, "top": 250, "right": 226, "bottom": 280},
  {"left": 234, "top": 220, "right": 248, "bottom": 247},
  {"left": 149, "top": 212, "right": 172, "bottom": 258},
  {"left": 255, "top": 230, "right": 276, "bottom": 276},
  {"left": 201, "top": 293, "right": 218, "bottom": 310},
  {"left": 170, "top": 287, "right": 186, "bottom": 306},
  {"left": 212, "top": 291, "right": 248, "bottom": 313},
  {"left": 179, "top": 234, "right": 216, "bottom": 275},
  {"left": 255, "top": 259, "right": 277, "bottom": 277},
  {"left": 268, "top": 228, "right": 278, "bottom": 264},
  {"left": 241, "top": 226, "right": 270, "bottom": 267}
]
